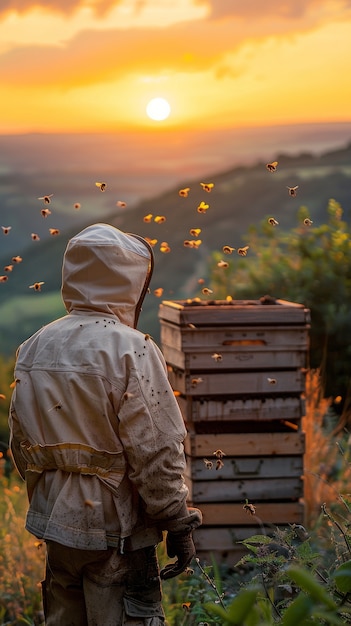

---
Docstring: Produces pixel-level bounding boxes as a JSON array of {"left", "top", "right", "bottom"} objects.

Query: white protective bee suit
[{"left": 9, "top": 223, "right": 201, "bottom": 626}]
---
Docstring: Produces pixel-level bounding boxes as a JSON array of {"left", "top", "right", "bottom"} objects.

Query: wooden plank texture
[
  {"left": 168, "top": 368, "right": 306, "bottom": 396},
  {"left": 162, "top": 343, "right": 307, "bottom": 371},
  {"left": 187, "top": 476, "right": 303, "bottom": 502},
  {"left": 197, "top": 501, "right": 305, "bottom": 525},
  {"left": 161, "top": 322, "right": 309, "bottom": 355},
  {"left": 187, "top": 455, "right": 303, "bottom": 480},
  {"left": 185, "top": 431, "right": 305, "bottom": 457},
  {"left": 177, "top": 396, "right": 305, "bottom": 422},
  {"left": 159, "top": 299, "right": 311, "bottom": 327}
]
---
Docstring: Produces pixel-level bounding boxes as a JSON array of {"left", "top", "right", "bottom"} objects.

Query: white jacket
[{"left": 9, "top": 224, "right": 201, "bottom": 550}]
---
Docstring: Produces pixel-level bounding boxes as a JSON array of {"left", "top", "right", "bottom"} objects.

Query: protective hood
[{"left": 61, "top": 223, "right": 153, "bottom": 328}]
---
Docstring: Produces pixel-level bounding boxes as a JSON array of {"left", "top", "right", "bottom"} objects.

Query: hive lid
[{"left": 158, "top": 297, "right": 311, "bottom": 326}]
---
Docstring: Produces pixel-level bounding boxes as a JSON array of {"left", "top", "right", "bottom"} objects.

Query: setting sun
[{"left": 146, "top": 98, "right": 171, "bottom": 121}]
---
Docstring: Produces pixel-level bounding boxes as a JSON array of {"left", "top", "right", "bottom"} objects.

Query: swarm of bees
[{"left": 1, "top": 161, "right": 312, "bottom": 305}]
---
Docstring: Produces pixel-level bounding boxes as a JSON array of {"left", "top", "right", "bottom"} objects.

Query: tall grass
[{"left": 0, "top": 472, "right": 45, "bottom": 625}]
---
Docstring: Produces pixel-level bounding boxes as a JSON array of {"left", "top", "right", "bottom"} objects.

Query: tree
[{"left": 209, "top": 199, "right": 351, "bottom": 427}]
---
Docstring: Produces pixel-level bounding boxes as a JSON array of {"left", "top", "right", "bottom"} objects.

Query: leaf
[
  {"left": 205, "top": 587, "right": 260, "bottom": 625},
  {"left": 332, "top": 560, "right": 351, "bottom": 594},
  {"left": 287, "top": 566, "right": 337, "bottom": 610},
  {"left": 282, "top": 592, "right": 313, "bottom": 626}
]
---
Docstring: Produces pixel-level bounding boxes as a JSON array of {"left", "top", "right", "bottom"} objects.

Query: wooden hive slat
[
  {"left": 159, "top": 299, "right": 311, "bottom": 327},
  {"left": 186, "top": 476, "right": 303, "bottom": 503},
  {"left": 184, "top": 431, "right": 305, "bottom": 457},
  {"left": 168, "top": 368, "right": 306, "bottom": 397},
  {"left": 197, "top": 501, "right": 305, "bottom": 526},
  {"left": 177, "top": 396, "right": 305, "bottom": 422}
]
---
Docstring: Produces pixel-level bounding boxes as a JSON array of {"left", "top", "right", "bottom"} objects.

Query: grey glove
[{"left": 160, "top": 531, "right": 196, "bottom": 580}]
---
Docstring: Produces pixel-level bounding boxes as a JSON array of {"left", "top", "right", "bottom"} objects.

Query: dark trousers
[{"left": 42, "top": 541, "right": 165, "bottom": 626}]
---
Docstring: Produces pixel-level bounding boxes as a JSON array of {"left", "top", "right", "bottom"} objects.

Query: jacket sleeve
[{"left": 117, "top": 337, "right": 202, "bottom": 533}]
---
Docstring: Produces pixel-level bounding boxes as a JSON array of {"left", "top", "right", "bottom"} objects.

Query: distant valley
[{"left": 1, "top": 125, "right": 351, "bottom": 357}]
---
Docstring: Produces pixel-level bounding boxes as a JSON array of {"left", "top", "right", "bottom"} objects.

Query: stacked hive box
[{"left": 158, "top": 298, "right": 310, "bottom": 564}]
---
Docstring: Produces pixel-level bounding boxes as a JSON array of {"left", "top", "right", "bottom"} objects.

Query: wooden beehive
[{"left": 159, "top": 298, "right": 310, "bottom": 564}]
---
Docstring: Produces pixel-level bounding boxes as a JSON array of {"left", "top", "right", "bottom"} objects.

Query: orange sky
[{"left": 0, "top": 0, "right": 350, "bottom": 134}]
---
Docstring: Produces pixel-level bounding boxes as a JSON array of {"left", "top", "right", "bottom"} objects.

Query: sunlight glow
[{"left": 146, "top": 98, "right": 171, "bottom": 121}]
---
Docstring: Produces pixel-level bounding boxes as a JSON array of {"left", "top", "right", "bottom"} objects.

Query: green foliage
[
  {"left": 209, "top": 199, "right": 351, "bottom": 407},
  {"left": 0, "top": 292, "right": 65, "bottom": 358}
]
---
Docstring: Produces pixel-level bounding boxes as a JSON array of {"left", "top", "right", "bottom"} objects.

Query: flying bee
[
  {"left": 191, "top": 377, "right": 203, "bottom": 387},
  {"left": 243, "top": 500, "right": 256, "bottom": 515},
  {"left": 38, "top": 194, "right": 53, "bottom": 204},
  {"left": 211, "top": 353, "right": 222, "bottom": 362},
  {"left": 48, "top": 401, "right": 62, "bottom": 411},
  {"left": 179, "top": 187, "right": 190, "bottom": 197},
  {"left": 268, "top": 217, "right": 279, "bottom": 226},
  {"left": 1, "top": 226, "right": 11, "bottom": 234},
  {"left": 154, "top": 215, "right": 166, "bottom": 224},
  {"left": 12, "top": 256, "right": 22, "bottom": 263},
  {"left": 49, "top": 228, "right": 60, "bottom": 236},
  {"left": 189, "top": 228, "right": 201, "bottom": 237},
  {"left": 74, "top": 203, "right": 81, "bottom": 210},
  {"left": 29, "top": 281, "right": 45, "bottom": 291},
  {"left": 187, "top": 323, "right": 196, "bottom": 329},
  {"left": 266, "top": 161, "right": 278, "bottom": 172},
  {"left": 216, "top": 458, "right": 224, "bottom": 470},
  {"left": 237, "top": 246, "right": 249, "bottom": 256},
  {"left": 95, "top": 182, "right": 106, "bottom": 191},
  {"left": 143, "top": 213, "right": 153, "bottom": 223},
  {"left": 226, "top": 295, "right": 233, "bottom": 302},
  {"left": 203, "top": 458, "right": 213, "bottom": 469},
  {"left": 0, "top": 275, "right": 8, "bottom": 283},
  {"left": 144, "top": 333, "right": 151, "bottom": 341},
  {"left": 213, "top": 449, "right": 226, "bottom": 459},
  {"left": 160, "top": 242, "right": 171, "bottom": 253},
  {"left": 31, "top": 233, "right": 40, "bottom": 240},
  {"left": 197, "top": 278, "right": 205, "bottom": 285},
  {"left": 122, "top": 392, "right": 134, "bottom": 401},
  {"left": 304, "top": 218, "right": 313, "bottom": 226},
  {"left": 197, "top": 201, "right": 209, "bottom": 213},
  {"left": 4, "top": 265, "right": 13, "bottom": 272},
  {"left": 267, "top": 377, "right": 277, "bottom": 385},
  {"left": 217, "top": 260, "right": 229, "bottom": 268},
  {"left": 153, "top": 288, "right": 164, "bottom": 297},
  {"left": 202, "top": 287, "right": 213, "bottom": 295},
  {"left": 84, "top": 499, "right": 101, "bottom": 508},
  {"left": 116, "top": 200, "right": 127, "bottom": 207},
  {"left": 287, "top": 185, "right": 299, "bottom": 197},
  {"left": 0, "top": 393, "right": 6, "bottom": 399},
  {"left": 200, "top": 182, "right": 214, "bottom": 192},
  {"left": 41, "top": 208, "right": 52, "bottom": 218},
  {"left": 223, "top": 245, "right": 235, "bottom": 254},
  {"left": 144, "top": 237, "right": 158, "bottom": 246}
]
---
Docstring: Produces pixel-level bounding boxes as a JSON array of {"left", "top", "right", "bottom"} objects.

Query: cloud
[
  {"left": 0, "top": 0, "right": 122, "bottom": 18},
  {"left": 0, "top": 0, "right": 350, "bottom": 91},
  {"left": 198, "top": 0, "right": 349, "bottom": 21}
]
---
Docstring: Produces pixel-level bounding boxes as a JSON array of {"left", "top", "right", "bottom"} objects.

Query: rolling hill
[{"left": 1, "top": 141, "right": 351, "bottom": 358}]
